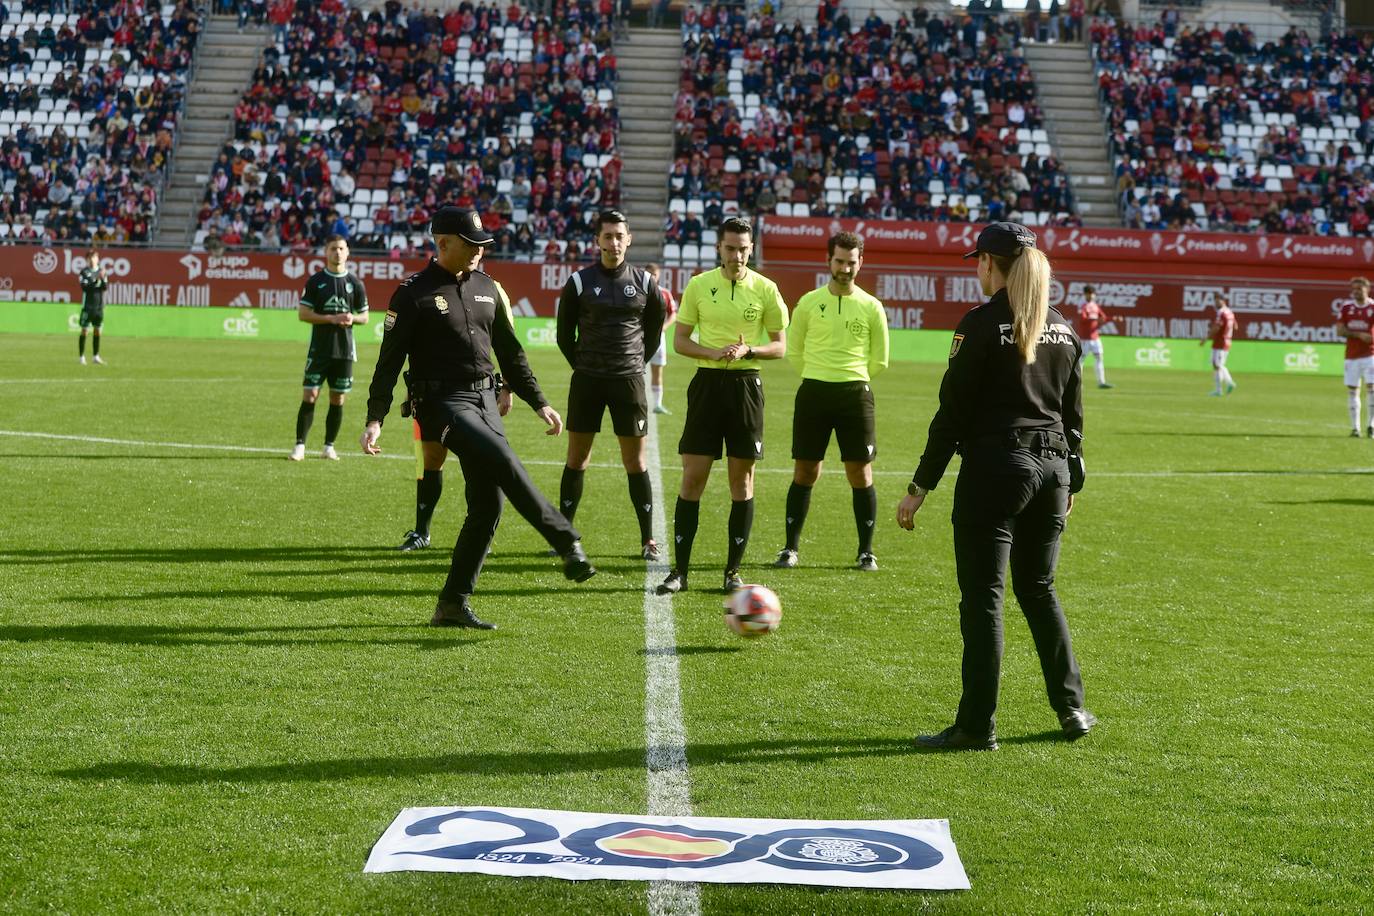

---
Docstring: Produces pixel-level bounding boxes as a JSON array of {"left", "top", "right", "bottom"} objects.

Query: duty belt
[
  {"left": 976, "top": 429, "right": 1069, "bottom": 457},
  {"left": 414, "top": 376, "right": 496, "bottom": 393}
]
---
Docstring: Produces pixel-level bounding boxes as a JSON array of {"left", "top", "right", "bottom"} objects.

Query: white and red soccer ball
[{"left": 724, "top": 585, "right": 782, "bottom": 638}]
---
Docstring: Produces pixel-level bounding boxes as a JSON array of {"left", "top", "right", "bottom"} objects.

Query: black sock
[
  {"left": 92, "top": 334, "right": 100, "bottom": 356},
  {"left": 416, "top": 468, "right": 443, "bottom": 538},
  {"left": 324, "top": 403, "right": 343, "bottom": 446},
  {"left": 726, "top": 497, "right": 754, "bottom": 571},
  {"left": 78, "top": 334, "right": 86, "bottom": 356},
  {"left": 854, "top": 485, "right": 877, "bottom": 554},
  {"left": 559, "top": 466, "right": 585, "bottom": 523},
  {"left": 784, "top": 483, "right": 812, "bottom": 551},
  {"left": 627, "top": 471, "right": 654, "bottom": 543},
  {"left": 295, "top": 401, "right": 316, "bottom": 444},
  {"left": 672, "top": 496, "right": 700, "bottom": 574}
]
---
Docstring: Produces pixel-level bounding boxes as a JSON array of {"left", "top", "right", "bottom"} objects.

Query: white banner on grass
[{"left": 365, "top": 806, "right": 970, "bottom": 890}]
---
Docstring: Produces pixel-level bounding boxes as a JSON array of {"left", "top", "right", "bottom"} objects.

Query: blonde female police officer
[{"left": 896, "top": 222, "right": 1096, "bottom": 751}]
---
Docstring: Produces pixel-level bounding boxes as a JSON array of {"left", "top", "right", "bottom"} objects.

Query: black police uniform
[
  {"left": 556, "top": 261, "right": 667, "bottom": 436},
  {"left": 78, "top": 266, "right": 107, "bottom": 328},
  {"left": 366, "top": 260, "right": 580, "bottom": 603},
  {"left": 913, "top": 288, "right": 1087, "bottom": 738}
]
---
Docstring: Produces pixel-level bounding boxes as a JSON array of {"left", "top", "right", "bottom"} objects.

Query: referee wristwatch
[
  {"left": 743, "top": 346, "right": 755, "bottom": 359},
  {"left": 907, "top": 481, "right": 927, "bottom": 497}
]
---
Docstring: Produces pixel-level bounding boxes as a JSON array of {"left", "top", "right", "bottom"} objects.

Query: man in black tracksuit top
[
  {"left": 361, "top": 207, "right": 596, "bottom": 630},
  {"left": 896, "top": 221, "right": 1094, "bottom": 751},
  {"left": 555, "top": 210, "right": 668, "bottom": 559}
]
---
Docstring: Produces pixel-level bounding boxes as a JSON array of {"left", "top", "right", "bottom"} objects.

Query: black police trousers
[
  {"left": 422, "top": 389, "right": 580, "bottom": 601},
  {"left": 949, "top": 444, "right": 1085, "bottom": 734}
]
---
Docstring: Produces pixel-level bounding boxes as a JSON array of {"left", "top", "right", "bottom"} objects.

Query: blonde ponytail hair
[{"left": 991, "top": 247, "right": 1052, "bottom": 364}]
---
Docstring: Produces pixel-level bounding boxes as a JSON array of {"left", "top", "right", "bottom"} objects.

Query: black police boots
[
  {"left": 562, "top": 541, "right": 597, "bottom": 582},
  {"left": 1059, "top": 708, "right": 1098, "bottom": 740},
  {"left": 430, "top": 599, "right": 496, "bottom": 630},
  {"left": 914, "top": 725, "right": 999, "bottom": 752}
]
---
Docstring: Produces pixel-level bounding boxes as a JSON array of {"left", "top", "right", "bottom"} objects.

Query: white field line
[
  {"left": 2, "top": 429, "right": 1370, "bottom": 479},
  {"left": 641, "top": 409, "right": 700, "bottom": 916}
]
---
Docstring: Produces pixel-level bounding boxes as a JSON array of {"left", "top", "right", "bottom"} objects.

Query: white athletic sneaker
[
  {"left": 92, "top": 355, "right": 105, "bottom": 365},
  {"left": 321, "top": 444, "right": 339, "bottom": 461},
  {"left": 78, "top": 356, "right": 86, "bottom": 365},
  {"left": 288, "top": 443, "right": 306, "bottom": 461}
]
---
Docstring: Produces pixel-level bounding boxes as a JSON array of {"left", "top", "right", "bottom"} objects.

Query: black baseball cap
[
  {"left": 963, "top": 221, "right": 1037, "bottom": 259},
  {"left": 430, "top": 206, "right": 495, "bottom": 246}
]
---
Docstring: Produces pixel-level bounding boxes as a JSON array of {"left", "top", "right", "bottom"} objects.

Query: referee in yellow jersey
[
  {"left": 773, "top": 231, "right": 890, "bottom": 572},
  {"left": 656, "top": 217, "right": 789, "bottom": 595}
]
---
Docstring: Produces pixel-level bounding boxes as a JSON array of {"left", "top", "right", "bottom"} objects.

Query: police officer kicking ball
[
  {"left": 360, "top": 207, "right": 596, "bottom": 630},
  {"left": 896, "top": 222, "right": 1096, "bottom": 750},
  {"left": 555, "top": 210, "right": 668, "bottom": 559}
]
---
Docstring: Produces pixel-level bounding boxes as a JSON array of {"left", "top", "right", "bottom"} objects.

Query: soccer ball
[{"left": 724, "top": 585, "right": 782, "bottom": 638}]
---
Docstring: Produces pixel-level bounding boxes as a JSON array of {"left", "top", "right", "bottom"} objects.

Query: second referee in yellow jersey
[{"left": 773, "top": 230, "right": 890, "bottom": 572}]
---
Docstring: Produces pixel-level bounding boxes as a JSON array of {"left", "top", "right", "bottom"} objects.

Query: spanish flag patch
[{"left": 949, "top": 333, "right": 964, "bottom": 358}]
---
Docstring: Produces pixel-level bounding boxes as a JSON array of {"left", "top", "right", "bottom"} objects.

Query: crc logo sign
[
  {"left": 223, "top": 310, "right": 259, "bottom": 338},
  {"left": 524, "top": 323, "right": 557, "bottom": 348},
  {"left": 1283, "top": 346, "right": 1321, "bottom": 373},
  {"left": 65, "top": 250, "right": 132, "bottom": 276},
  {"left": 1135, "top": 340, "right": 1172, "bottom": 367}
]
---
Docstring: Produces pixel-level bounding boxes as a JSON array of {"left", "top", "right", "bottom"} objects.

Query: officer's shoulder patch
[
  {"left": 949, "top": 333, "right": 965, "bottom": 358},
  {"left": 384, "top": 309, "right": 397, "bottom": 330}
]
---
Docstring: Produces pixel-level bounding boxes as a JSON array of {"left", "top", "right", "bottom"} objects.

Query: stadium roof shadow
[
  {"left": 54, "top": 737, "right": 918, "bottom": 785},
  {"left": 0, "top": 623, "right": 487, "bottom": 651}
]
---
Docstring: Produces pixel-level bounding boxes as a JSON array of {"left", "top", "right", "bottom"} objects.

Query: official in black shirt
[
  {"left": 555, "top": 210, "right": 668, "bottom": 560},
  {"left": 896, "top": 222, "right": 1096, "bottom": 751},
  {"left": 361, "top": 206, "right": 596, "bottom": 630}
]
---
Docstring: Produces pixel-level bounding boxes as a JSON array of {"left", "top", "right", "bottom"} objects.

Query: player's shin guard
[
  {"left": 559, "top": 466, "right": 585, "bottom": 522},
  {"left": 726, "top": 497, "right": 754, "bottom": 571},
  {"left": 627, "top": 470, "right": 654, "bottom": 544},
  {"left": 91, "top": 332, "right": 100, "bottom": 357},
  {"left": 78, "top": 333, "right": 86, "bottom": 357},
  {"left": 416, "top": 468, "right": 443, "bottom": 538},
  {"left": 324, "top": 403, "right": 343, "bottom": 445},
  {"left": 784, "top": 483, "right": 812, "bottom": 551},
  {"left": 853, "top": 485, "right": 877, "bottom": 554},
  {"left": 295, "top": 401, "right": 316, "bottom": 444},
  {"left": 672, "top": 496, "right": 700, "bottom": 573},
  {"left": 1366, "top": 384, "right": 1374, "bottom": 429},
  {"left": 1349, "top": 388, "right": 1362, "bottom": 431},
  {"left": 1094, "top": 358, "right": 1106, "bottom": 386},
  {"left": 651, "top": 385, "right": 664, "bottom": 409}
]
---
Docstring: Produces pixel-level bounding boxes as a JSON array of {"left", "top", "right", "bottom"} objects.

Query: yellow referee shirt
[
  {"left": 788, "top": 283, "right": 890, "bottom": 382},
  {"left": 678, "top": 267, "right": 789, "bottom": 369}
]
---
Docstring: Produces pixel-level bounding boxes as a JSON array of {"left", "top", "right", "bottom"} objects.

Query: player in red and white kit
[
  {"left": 1075, "top": 284, "right": 1114, "bottom": 389},
  {"left": 1203, "top": 296, "right": 1237, "bottom": 396},
  {"left": 1335, "top": 276, "right": 1374, "bottom": 437},
  {"left": 645, "top": 263, "right": 677, "bottom": 414}
]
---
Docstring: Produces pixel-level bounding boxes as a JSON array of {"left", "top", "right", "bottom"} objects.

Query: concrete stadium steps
[
  {"left": 1022, "top": 41, "right": 1120, "bottom": 228},
  {"left": 614, "top": 26, "right": 681, "bottom": 259},
  {"left": 155, "top": 17, "right": 269, "bottom": 246}
]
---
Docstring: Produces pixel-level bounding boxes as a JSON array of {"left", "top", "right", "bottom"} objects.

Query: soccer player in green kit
[
  {"left": 289, "top": 235, "right": 369, "bottom": 461},
  {"left": 76, "top": 251, "right": 109, "bottom": 365},
  {"left": 772, "top": 231, "right": 890, "bottom": 572},
  {"left": 656, "top": 217, "right": 789, "bottom": 595}
]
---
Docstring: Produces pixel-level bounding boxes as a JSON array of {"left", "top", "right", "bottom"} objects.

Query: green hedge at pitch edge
[{"left": 0, "top": 300, "right": 1345, "bottom": 375}]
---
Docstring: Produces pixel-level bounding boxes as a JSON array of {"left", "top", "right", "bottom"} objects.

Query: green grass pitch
[{"left": 1, "top": 334, "right": 1371, "bottom": 913}]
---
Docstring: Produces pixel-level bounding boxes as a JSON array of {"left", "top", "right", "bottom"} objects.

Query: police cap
[
  {"left": 430, "top": 207, "right": 495, "bottom": 246},
  {"left": 963, "top": 221, "right": 1037, "bottom": 259}
]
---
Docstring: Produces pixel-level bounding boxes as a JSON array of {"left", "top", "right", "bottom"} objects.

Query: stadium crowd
[
  {"left": 196, "top": 0, "right": 623, "bottom": 260},
  {"left": 0, "top": 0, "right": 200, "bottom": 245},
  {"left": 1093, "top": 13, "right": 1374, "bottom": 235},
  {"left": 666, "top": 2, "right": 1078, "bottom": 260}
]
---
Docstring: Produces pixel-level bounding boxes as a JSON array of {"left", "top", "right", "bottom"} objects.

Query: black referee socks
[
  {"left": 784, "top": 483, "right": 812, "bottom": 551},
  {"left": 673, "top": 496, "right": 700, "bottom": 572},
  {"left": 416, "top": 469, "right": 443, "bottom": 538},
  {"left": 726, "top": 498, "right": 754, "bottom": 571},
  {"left": 627, "top": 471, "right": 654, "bottom": 544},
  {"left": 324, "top": 403, "right": 343, "bottom": 446},
  {"left": 560, "top": 466, "right": 586, "bottom": 523},
  {"left": 853, "top": 485, "right": 878, "bottom": 554},
  {"left": 295, "top": 401, "right": 316, "bottom": 445}
]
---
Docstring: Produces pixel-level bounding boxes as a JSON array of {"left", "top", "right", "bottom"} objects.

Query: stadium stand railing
[
  {"left": 0, "top": 1, "right": 202, "bottom": 246},
  {"left": 1091, "top": 12, "right": 1373, "bottom": 236},
  {"left": 663, "top": 4, "right": 1079, "bottom": 267},
  {"left": 195, "top": 0, "right": 622, "bottom": 262}
]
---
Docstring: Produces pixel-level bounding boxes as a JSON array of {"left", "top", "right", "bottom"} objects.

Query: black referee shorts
[
  {"left": 791, "top": 378, "right": 876, "bottom": 463},
  {"left": 678, "top": 367, "right": 765, "bottom": 460},
  {"left": 567, "top": 371, "right": 649, "bottom": 437}
]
